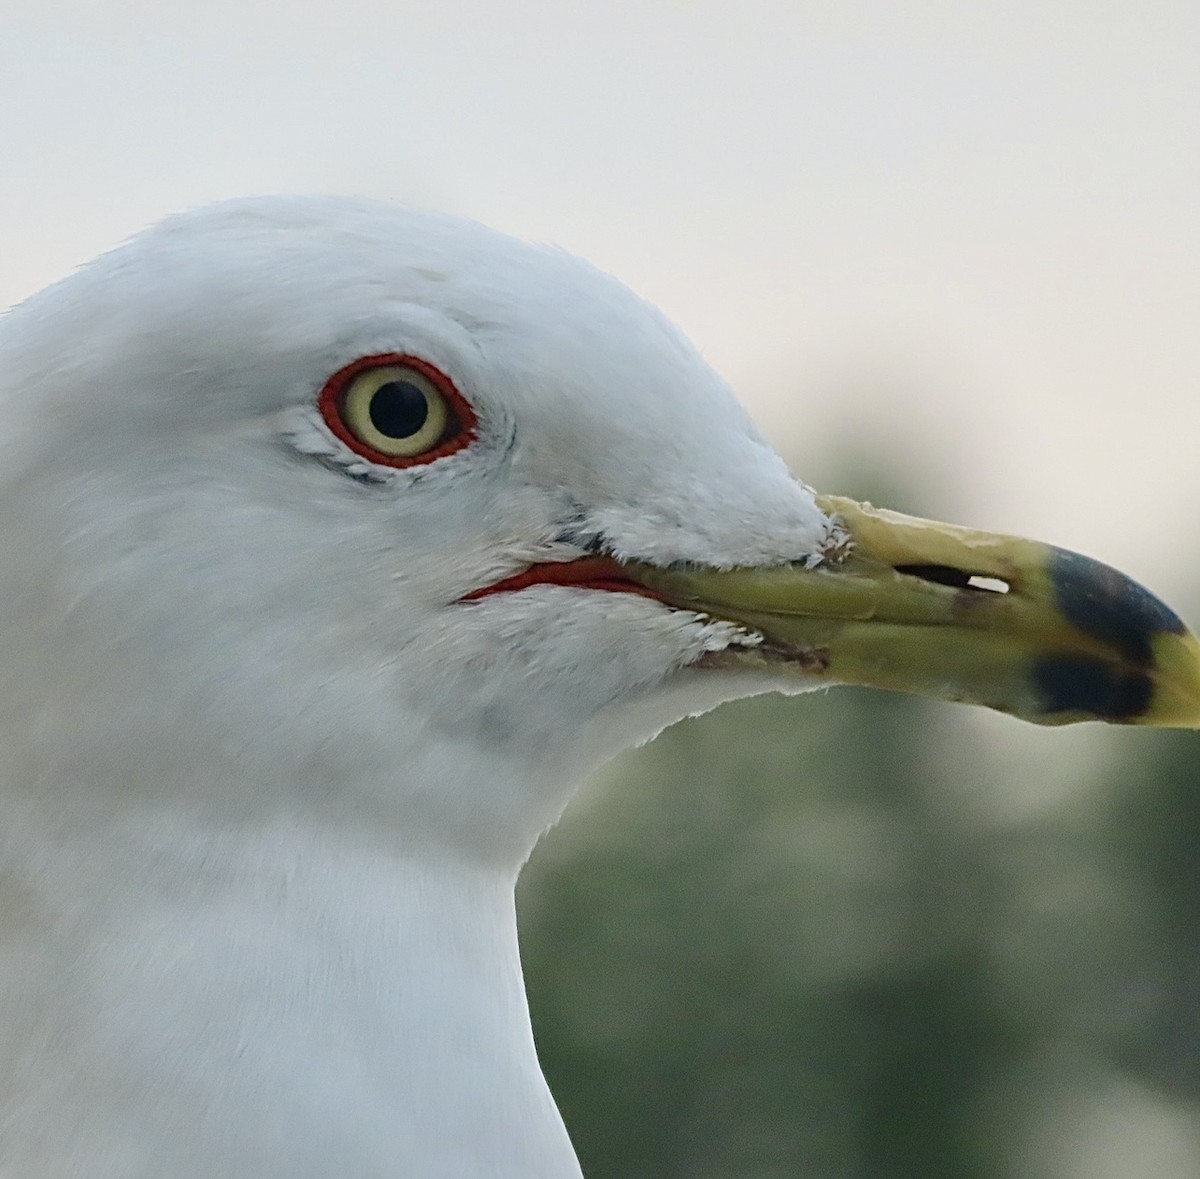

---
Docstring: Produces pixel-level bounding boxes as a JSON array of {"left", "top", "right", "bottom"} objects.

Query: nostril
[
  {"left": 895, "top": 564, "right": 1010, "bottom": 594},
  {"left": 967, "top": 575, "right": 1010, "bottom": 594}
]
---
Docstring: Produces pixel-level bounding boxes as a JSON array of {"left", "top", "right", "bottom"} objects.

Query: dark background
[{"left": 520, "top": 472, "right": 1200, "bottom": 1179}]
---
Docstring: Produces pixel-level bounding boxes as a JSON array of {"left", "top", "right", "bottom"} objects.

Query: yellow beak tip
[{"left": 1032, "top": 549, "right": 1200, "bottom": 729}]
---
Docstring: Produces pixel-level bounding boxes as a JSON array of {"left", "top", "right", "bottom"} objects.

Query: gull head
[
  {"left": 2, "top": 195, "right": 1197, "bottom": 865},
  {"left": 0, "top": 197, "right": 831, "bottom": 860}
]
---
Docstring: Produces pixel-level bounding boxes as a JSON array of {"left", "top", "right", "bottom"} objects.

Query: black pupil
[{"left": 368, "top": 380, "right": 430, "bottom": 439}]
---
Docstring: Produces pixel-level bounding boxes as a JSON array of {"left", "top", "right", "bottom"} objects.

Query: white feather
[{"left": 0, "top": 196, "right": 831, "bottom": 1177}]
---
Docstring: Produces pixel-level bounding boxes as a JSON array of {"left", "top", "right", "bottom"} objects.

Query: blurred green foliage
[{"left": 519, "top": 623, "right": 1200, "bottom": 1177}]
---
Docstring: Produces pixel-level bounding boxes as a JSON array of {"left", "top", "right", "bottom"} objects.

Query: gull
[{"left": 1, "top": 196, "right": 1197, "bottom": 1178}]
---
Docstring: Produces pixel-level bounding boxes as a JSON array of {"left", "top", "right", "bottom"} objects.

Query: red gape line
[{"left": 461, "top": 556, "right": 665, "bottom": 603}]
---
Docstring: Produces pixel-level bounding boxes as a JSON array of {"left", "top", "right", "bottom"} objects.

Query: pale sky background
[
  {"left": 3, "top": 2, "right": 1199, "bottom": 1172},
  {"left": 4, "top": 0, "right": 1198, "bottom": 596}
]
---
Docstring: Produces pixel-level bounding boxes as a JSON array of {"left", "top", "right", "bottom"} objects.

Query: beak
[{"left": 627, "top": 495, "right": 1200, "bottom": 728}]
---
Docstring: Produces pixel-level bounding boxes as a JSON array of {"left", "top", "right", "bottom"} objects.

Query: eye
[{"left": 317, "top": 354, "right": 477, "bottom": 467}]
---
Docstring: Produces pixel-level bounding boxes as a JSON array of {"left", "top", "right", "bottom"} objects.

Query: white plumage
[
  {"left": 0, "top": 197, "right": 830, "bottom": 1178},
  {"left": 3, "top": 195, "right": 1196, "bottom": 1178}
]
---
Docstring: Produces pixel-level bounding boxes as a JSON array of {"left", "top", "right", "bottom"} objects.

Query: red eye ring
[{"left": 317, "top": 353, "right": 478, "bottom": 469}]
